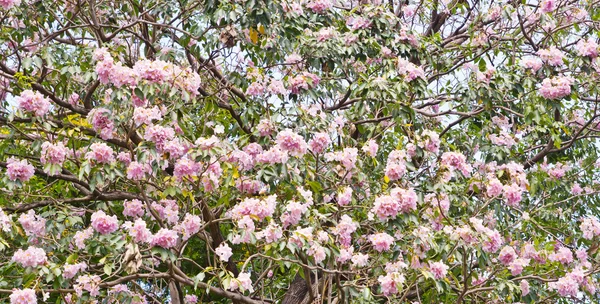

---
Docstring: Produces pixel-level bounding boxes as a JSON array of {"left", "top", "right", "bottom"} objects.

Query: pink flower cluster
[
  {"left": 331, "top": 215, "right": 358, "bottom": 247},
  {"left": 397, "top": 58, "right": 425, "bottom": 81},
  {"left": 306, "top": 0, "right": 332, "bottom": 13},
  {"left": 93, "top": 48, "right": 201, "bottom": 95},
  {"left": 429, "top": 261, "right": 449, "bottom": 279},
  {"left": 73, "top": 227, "right": 93, "bottom": 250},
  {"left": 378, "top": 271, "right": 405, "bottom": 296},
  {"left": 362, "top": 139, "right": 379, "bottom": 157},
  {"left": 91, "top": 210, "right": 119, "bottom": 234},
  {"left": 418, "top": 130, "right": 440, "bottom": 153},
  {"left": 123, "top": 199, "right": 145, "bottom": 218},
  {"left": 85, "top": 143, "right": 115, "bottom": 164},
  {"left": 144, "top": 125, "right": 175, "bottom": 149},
  {"left": 441, "top": 152, "right": 472, "bottom": 176},
  {"left": 228, "top": 195, "right": 277, "bottom": 221},
  {"left": 40, "top": 141, "right": 67, "bottom": 170},
  {"left": 308, "top": 132, "right": 331, "bottom": 154},
  {"left": 324, "top": 148, "right": 359, "bottom": 170},
  {"left": 16, "top": 90, "right": 51, "bottom": 117},
  {"left": 87, "top": 108, "right": 114, "bottom": 140},
  {"left": 9, "top": 289, "right": 36, "bottom": 304},
  {"left": 150, "top": 228, "right": 179, "bottom": 248},
  {"left": 126, "top": 161, "right": 152, "bottom": 180},
  {"left": 521, "top": 57, "right": 543, "bottom": 72},
  {"left": 288, "top": 72, "right": 320, "bottom": 94},
  {"left": 12, "top": 246, "right": 47, "bottom": 267},
  {"left": 133, "top": 106, "right": 162, "bottom": 126},
  {"left": 74, "top": 274, "right": 101, "bottom": 297},
  {"left": 576, "top": 38, "right": 598, "bottom": 58},
  {"left": 337, "top": 186, "right": 353, "bottom": 206},
  {"left": 581, "top": 217, "right": 600, "bottom": 239},
  {"left": 215, "top": 242, "right": 233, "bottom": 261},
  {"left": 276, "top": 129, "right": 307, "bottom": 157},
  {"left": 124, "top": 219, "right": 152, "bottom": 244},
  {"left": 369, "top": 232, "right": 395, "bottom": 252},
  {"left": 229, "top": 272, "right": 254, "bottom": 293},
  {"left": 371, "top": 187, "right": 418, "bottom": 221},
  {"left": 5, "top": 157, "right": 35, "bottom": 182},
  {"left": 175, "top": 213, "right": 202, "bottom": 240},
  {"left": 537, "top": 46, "right": 564, "bottom": 66},
  {"left": 539, "top": 76, "right": 574, "bottom": 100},
  {"left": 63, "top": 262, "right": 87, "bottom": 279},
  {"left": 18, "top": 210, "right": 46, "bottom": 237},
  {"left": 280, "top": 201, "right": 309, "bottom": 228},
  {"left": 385, "top": 150, "right": 407, "bottom": 181},
  {"left": 549, "top": 268, "right": 587, "bottom": 297}
]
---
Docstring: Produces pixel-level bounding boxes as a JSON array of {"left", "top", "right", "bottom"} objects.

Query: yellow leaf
[
  {"left": 249, "top": 28, "right": 259, "bottom": 44},
  {"left": 258, "top": 24, "right": 265, "bottom": 35},
  {"left": 384, "top": 175, "right": 390, "bottom": 183},
  {"left": 67, "top": 114, "right": 92, "bottom": 128}
]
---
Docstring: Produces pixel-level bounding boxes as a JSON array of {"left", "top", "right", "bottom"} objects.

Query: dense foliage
[{"left": 2, "top": 0, "right": 600, "bottom": 303}]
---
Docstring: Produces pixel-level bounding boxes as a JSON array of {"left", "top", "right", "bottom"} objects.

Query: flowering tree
[{"left": 2, "top": 0, "right": 600, "bottom": 303}]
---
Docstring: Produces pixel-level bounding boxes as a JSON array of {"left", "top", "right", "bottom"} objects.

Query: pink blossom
[
  {"left": 176, "top": 214, "right": 202, "bottom": 240},
  {"left": 351, "top": 253, "right": 369, "bottom": 267},
  {"left": 369, "top": 232, "right": 395, "bottom": 252},
  {"left": 91, "top": 210, "right": 119, "bottom": 234},
  {"left": 486, "top": 178, "right": 503, "bottom": 197},
  {"left": 549, "top": 274, "right": 579, "bottom": 297},
  {"left": 308, "top": 242, "right": 327, "bottom": 263},
  {"left": 521, "top": 57, "right": 543, "bottom": 71},
  {"left": 87, "top": 108, "right": 114, "bottom": 140},
  {"left": 133, "top": 106, "right": 162, "bottom": 126},
  {"left": 508, "top": 258, "right": 530, "bottom": 275},
  {"left": 151, "top": 228, "right": 179, "bottom": 248},
  {"left": 10, "top": 289, "right": 36, "bottom": 304},
  {"left": 276, "top": 129, "right": 308, "bottom": 157},
  {"left": 184, "top": 295, "right": 198, "bottom": 304},
  {"left": 324, "top": 147, "right": 359, "bottom": 170},
  {"left": 215, "top": 242, "right": 233, "bottom": 261},
  {"left": 40, "top": 142, "right": 68, "bottom": 172},
  {"left": 306, "top": 0, "right": 332, "bottom": 13},
  {"left": 337, "top": 247, "right": 354, "bottom": 263},
  {"left": 372, "top": 194, "right": 400, "bottom": 221},
  {"left": 73, "top": 227, "right": 93, "bottom": 250},
  {"left": 362, "top": 139, "right": 379, "bottom": 157},
  {"left": 337, "top": 186, "right": 352, "bottom": 206},
  {"left": 429, "top": 261, "right": 449, "bottom": 279},
  {"left": 571, "top": 183, "right": 583, "bottom": 195},
  {"left": 520, "top": 279, "right": 530, "bottom": 296},
  {"left": 267, "top": 79, "right": 286, "bottom": 95},
  {"left": 280, "top": 201, "right": 308, "bottom": 228},
  {"left": 144, "top": 125, "right": 175, "bottom": 148},
  {"left": 16, "top": 90, "right": 51, "bottom": 117},
  {"left": 12, "top": 246, "right": 47, "bottom": 268},
  {"left": 256, "top": 222, "right": 283, "bottom": 243},
  {"left": 391, "top": 187, "right": 418, "bottom": 213},
  {"left": 441, "top": 152, "right": 472, "bottom": 176},
  {"left": 331, "top": 215, "right": 358, "bottom": 247},
  {"left": 246, "top": 82, "right": 265, "bottom": 96},
  {"left": 537, "top": 46, "right": 564, "bottom": 66},
  {"left": 503, "top": 183, "right": 522, "bottom": 207},
  {"left": 6, "top": 157, "right": 35, "bottom": 182},
  {"left": 63, "top": 262, "right": 87, "bottom": 279},
  {"left": 123, "top": 199, "right": 145, "bottom": 218},
  {"left": 18, "top": 210, "right": 46, "bottom": 237},
  {"left": 397, "top": 58, "right": 425, "bottom": 81},
  {"left": 133, "top": 59, "right": 171, "bottom": 83},
  {"left": 378, "top": 272, "right": 404, "bottom": 296},
  {"left": 229, "top": 272, "right": 254, "bottom": 293},
  {"left": 308, "top": 132, "right": 331, "bottom": 154},
  {"left": 74, "top": 275, "right": 101, "bottom": 297},
  {"left": 539, "top": 76, "right": 574, "bottom": 100},
  {"left": 173, "top": 157, "right": 199, "bottom": 180},
  {"left": 580, "top": 217, "right": 600, "bottom": 239},
  {"left": 85, "top": 143, "right": 115, "bottom": 164},
  {"left": 0, "top": 207, "right": 11, "bottom": 233},
  {"left": 228, "top": 195, "right": 277, "bottom": 221},
  {"left": 576, "top": 38, "right": 598, "bottom": 58},
  {"left": 126, "top": 161, "right": 152, "bottom": 180},
  {"left": 540, "top": 0, "right": 555, "bottom": 13},
  {"left": 498, "top": 246, "right": 517, "bottom": 265},
  {"left": 549, "top": 247, "right": 573, "bottom": 265},
  {"left": 124, "top": 219, "right": 152, "bottom": 244},
  {"left": 346, "top": 16, "right": 372, "bottom": 30}
]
